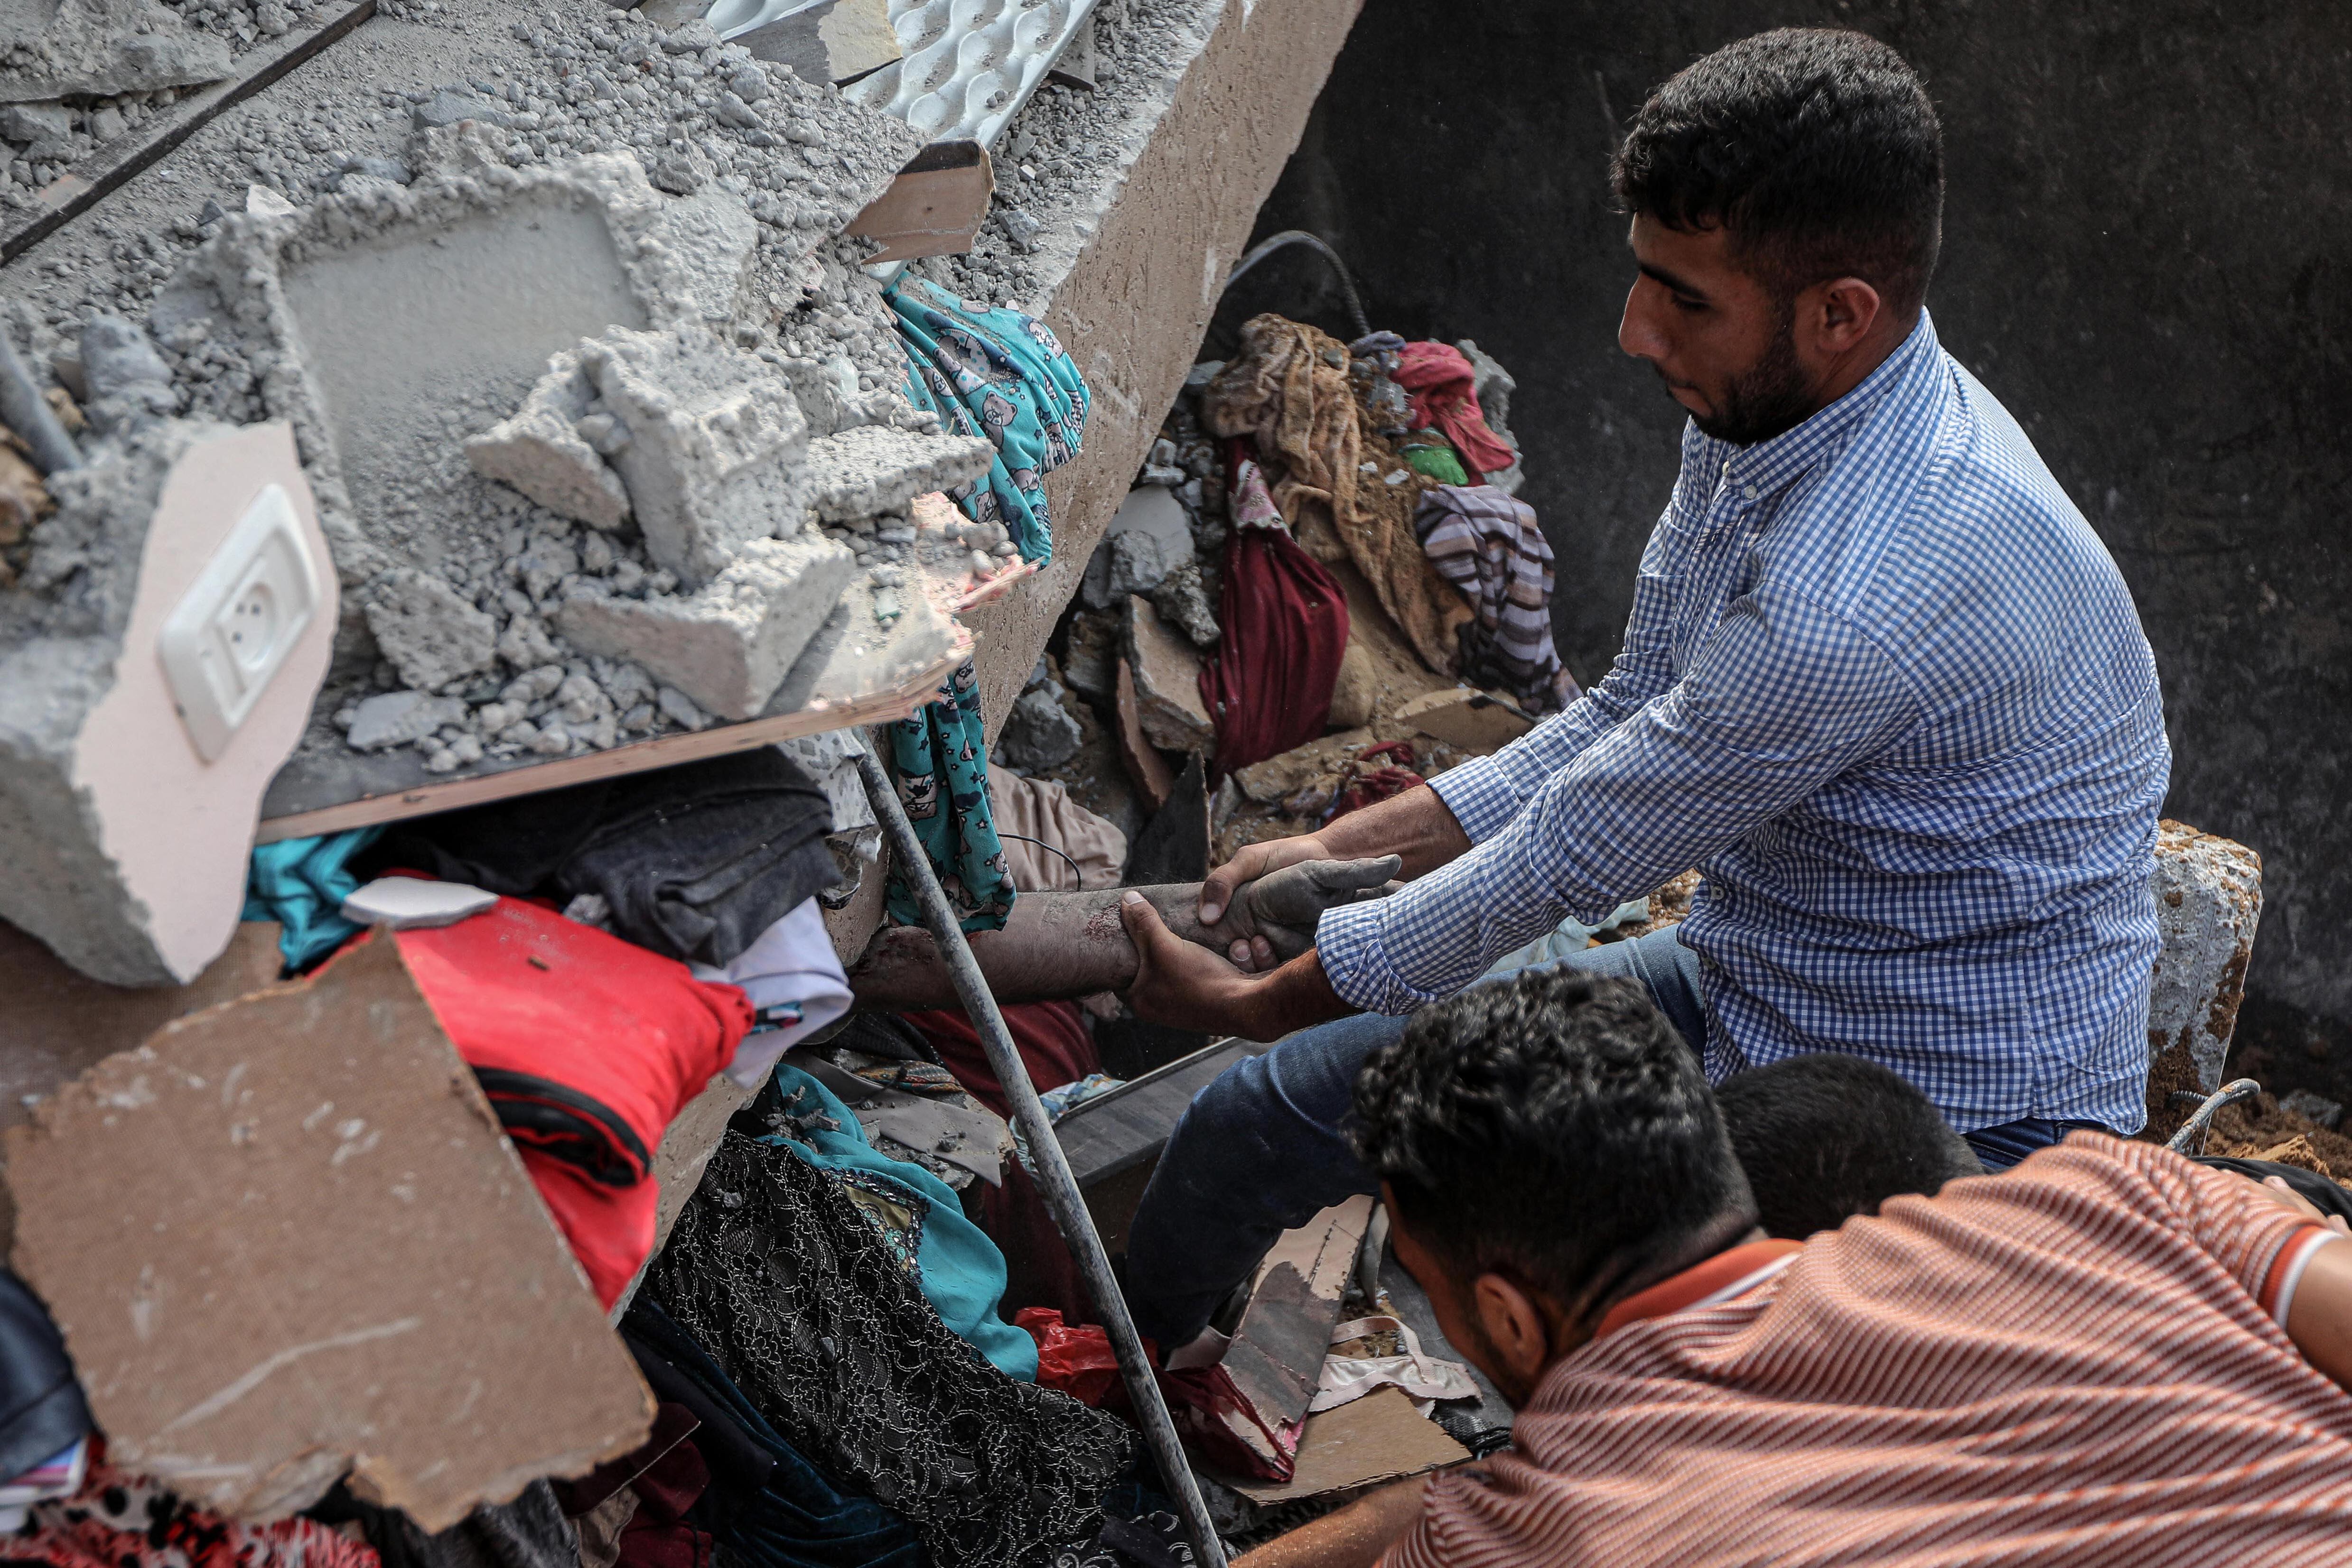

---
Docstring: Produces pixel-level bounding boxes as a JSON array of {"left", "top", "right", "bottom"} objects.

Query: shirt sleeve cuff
[
  {"left": 1316, "top": 899, "right": 1438, "bottom": 1017},
  {"left": 1427, "top": 756, "right": 1522, "bottom": 844}
]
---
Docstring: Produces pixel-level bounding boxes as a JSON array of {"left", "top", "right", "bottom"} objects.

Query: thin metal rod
[
  {"left": 1222, "top": 229, "right": 1372, "bottom": 343},
  {"left": 2167, "top": 1077, "right": 2262, "bottom": 1154},
  {"left": 0, "top": 331, "right": 77, "bottom": 474},
  {"left": 857, "top": 744, "right": 1230, "bottom": 1568}
]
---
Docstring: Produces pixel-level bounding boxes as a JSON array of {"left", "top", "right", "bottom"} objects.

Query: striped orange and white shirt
[{"left": 1388, "top": 1134, "right": 2352, "bottom": 1568}]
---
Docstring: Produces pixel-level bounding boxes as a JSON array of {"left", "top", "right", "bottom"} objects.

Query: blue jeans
[{"left": 1120, "top": 925, "right": 2100, "bottom": 1345}]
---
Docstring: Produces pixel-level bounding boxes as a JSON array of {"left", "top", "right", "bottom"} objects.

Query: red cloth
[
  {"left": 1392, "top": 342, "right": 1515, "bottom": 482},
  {"left": 522, "top": 1151, "right": 659, "bottom": 1308},
  {"left": 908, "top": 1002, "right": 1103, "bottom": 1326},
  {"left": 393, "top": 898, "right": 752, "bottom": 1186},
  {"left": 12, "top": 1449, "right": 378, "bottom": 1568},
  {"left": 1200, "top": 471, "right": 1349, "bottom": 777},
  {"left": 1015, "top": 1308, "right": 1121, "bottom": 1406},
  {"left": 615, "top": 1432, "right": 713, "bottom": 1568},
  {"left": 1329, "top": 741, "right": 1424, "bottom": 821}
]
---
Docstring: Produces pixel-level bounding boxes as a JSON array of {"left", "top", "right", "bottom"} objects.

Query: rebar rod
[{"left": 856, "top": 743, "right": 1229, "bottom": 1568}]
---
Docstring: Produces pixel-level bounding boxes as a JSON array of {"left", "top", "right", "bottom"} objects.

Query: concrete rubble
[{"left": 2146, "top": 819, "right": 2265, "bottom": 1124}]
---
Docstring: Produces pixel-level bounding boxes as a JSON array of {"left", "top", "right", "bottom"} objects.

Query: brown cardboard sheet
[
  {"left": 1225, "top": 1386, "right": 1471, "bottom": 1505},
  {"left": 5, "top": 935, "right": 651, "bottom": 1528}
]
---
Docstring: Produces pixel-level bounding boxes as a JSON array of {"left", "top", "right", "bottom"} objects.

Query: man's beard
[{"left": 1684, "top": 308, "right": 1818, "bottom": 446}]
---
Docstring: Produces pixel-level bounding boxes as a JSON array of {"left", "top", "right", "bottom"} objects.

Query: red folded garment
[
  {"left": 1391, "top": 342, "right": 1516, "bottom": 482},
  {"left": 1200, "top": 489, "right": 1349, "bottom": 777},
  {"left": 523, "top": 1152, "right": 660, "bottom": 1308},
  {"left": 392, "top": 898, "right": 753, "bottom": 1187}
]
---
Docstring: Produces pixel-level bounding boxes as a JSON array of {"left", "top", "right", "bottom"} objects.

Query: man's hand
[
  {"left": 1200, "top": 834, "right": 1335, "bottom": 933},
  {"left": 1209, "top": 855, "right": 1402, "bottom": 971},
  {"left": 1121, "top": 891, "right": 1354, "bottom": 1040}
]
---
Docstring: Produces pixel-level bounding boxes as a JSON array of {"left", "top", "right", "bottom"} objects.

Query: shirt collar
[
  {"left": 1592, "top": 1238, "right": 1804, "bottom": 1339},
  {"left": 1683, "top": 309, "right": 1942, "bottom": 519}
]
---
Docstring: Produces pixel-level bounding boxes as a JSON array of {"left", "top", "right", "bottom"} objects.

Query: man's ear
[
  {"left": 1470, "top": 1271, "right": 1557, "bottom": 1388},
  {"left": 1801, "top": 275, "right": 1884, "bottom": 357}
]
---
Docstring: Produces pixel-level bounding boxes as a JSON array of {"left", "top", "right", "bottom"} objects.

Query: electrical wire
[
  {"left": 994, "top": 829, "right": 1085, "bottom": 888},
  {"left": 1221, "top": 229, "right": 1372, "bottom": 341}
]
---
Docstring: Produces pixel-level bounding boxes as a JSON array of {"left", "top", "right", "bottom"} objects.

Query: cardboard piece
[
  {"left": 844, "top": 141, "right": 994, "bottom": 264},
  {"left": 5, "top": 935, "right": 651, "bottom": 1528},
  {"left": 1393, "top": 688, "right": 1535, "bottom": 756},
  {"left": 1170, "top": 1195, "right": 1374, "bottom": 1478},
  {"left": 1225, "top": 1386, "right": 1470, "bottom": 1505},
  {"left": 0, "top": 918, "right": 289, "bottom": 1251}
]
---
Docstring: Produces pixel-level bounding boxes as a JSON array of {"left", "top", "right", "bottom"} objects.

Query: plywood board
[
  {"left": 4, "top": 936, "right": 651, "bottom": 1528},
  {"left": 1225, "top": 1386, "right": 1469, "bottom": 1505}
]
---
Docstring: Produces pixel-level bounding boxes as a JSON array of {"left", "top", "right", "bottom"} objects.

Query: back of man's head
[
  {"left": 1716, "top": 1054, "right": 1983, "bottom": 1239},
  {"left": 1350, "top": 970, "right": 1756, "bottom": 1328},
  {"left": 1613, "top": 28, "right": 1944, "bottom": 316}
]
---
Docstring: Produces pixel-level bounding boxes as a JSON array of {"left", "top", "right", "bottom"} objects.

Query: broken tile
[{"left": 1122, "top": 594, "right": 1214, "bottom": 755}]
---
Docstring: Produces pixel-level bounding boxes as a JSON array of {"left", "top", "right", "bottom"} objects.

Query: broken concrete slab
[
  {"left": 1232, "top": 729, "right": 1375, "bottom": 806},
  {"left": 363, "top": 567, "right": 499, "bottom": 692},
  {"left": 345, "top": 689, "right": 466, "bottom": 751},
  {"left": 5, "top": 934, "right": 652, "bottom": 1526},
  {"left": 555, "top": 533, "right": 859, "bottom": 722},
  {"left": 1122, "top": 593, "right": 1213, "bottom": 755},
  {"left": 734, "top": 0, "right": 902, "bottom": 88},
  {"left": 997, "top": 686, "right": 1081, "bottom": 772},
  {"left": 0, "top": 421, "right": 333, "bottom": 986},
  {"left": 804, "top": 424, "right": 997, "bottom": 524},
  {"left": 1394, "top": 687, "right": 1534, "bottom": 756},
  {"left": 579, "top": 325, "right": 811, "bottom": 588},
  {"left": 2145, "top": 820, "right": 2264, "bottom": 1134},
  {"left": 1082, "top": 486, "right": 1192, "bottom": 611},
  {"left": 464, "top": 352, "right": 635, "bottom": 532},
  {"left": 0, "top": 0, "right": 230, "bottom": 103},
  {"left": 1113, "top": 655, "right": 1175, "bottom": 814}
]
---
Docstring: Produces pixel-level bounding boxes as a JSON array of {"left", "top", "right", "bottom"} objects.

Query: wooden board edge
[{"left": 253, "top": 642, "right": 960, "bottom": 843}]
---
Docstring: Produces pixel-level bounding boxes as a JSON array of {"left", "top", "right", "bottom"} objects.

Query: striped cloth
[
  {"left": 1412, "top": 484, "right": 1572, "bottom": 714},
  {"left": 1388, "top": 1136, "right": 2352, "bottom": 1568}
]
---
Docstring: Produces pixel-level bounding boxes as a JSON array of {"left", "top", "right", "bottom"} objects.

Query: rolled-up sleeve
[{"left": 1321, "top": 581, "right": 1921, "bottom": 1015}]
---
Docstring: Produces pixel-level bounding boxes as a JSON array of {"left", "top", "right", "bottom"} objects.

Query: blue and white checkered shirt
[{"left": 1316, "top": 314, "right": 2171, "bottom": 1134}]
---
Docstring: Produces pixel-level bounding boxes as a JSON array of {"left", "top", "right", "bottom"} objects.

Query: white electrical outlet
[{"left": 158, "top": 484, "right": 322, "bottom": 762}]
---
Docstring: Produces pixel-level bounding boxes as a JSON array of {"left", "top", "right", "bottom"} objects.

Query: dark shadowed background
[{"left": 1206, "top": 0, "right": 2352, "bottom": 1099}]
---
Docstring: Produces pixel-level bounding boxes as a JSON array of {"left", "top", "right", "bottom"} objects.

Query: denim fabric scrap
[
  {"left": 887, "top": 277, "right": 1089, "bottom": 566},
  {"left": 884, "top": 659, "right": 1015, "bottom": 934}
]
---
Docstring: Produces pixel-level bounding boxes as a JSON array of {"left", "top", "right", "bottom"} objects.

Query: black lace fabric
[{"left": 645, "top": 1132, "right": 1134, "bottom": 1568}]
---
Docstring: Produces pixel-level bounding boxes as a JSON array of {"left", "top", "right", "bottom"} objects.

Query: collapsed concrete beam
[
  {"left": 0, "top": 0, "right": 231, "bottom": 103},
  {"left": 554, "top": 532, "right": 858, "bottom": 721},
  {"left": 2145, "top": 819, "right": 2264, "bottom": 1134},
  {"left": 805, "top": 424, "right": 998, "bottom": 523}
]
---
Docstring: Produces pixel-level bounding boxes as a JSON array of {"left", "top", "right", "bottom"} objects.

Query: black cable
[
  {"left": 995, "top": 829, "right": 1084, "bottom": 887},
  {"left": 1221, "top": 229, "right": 1372, "bottom": 341}
]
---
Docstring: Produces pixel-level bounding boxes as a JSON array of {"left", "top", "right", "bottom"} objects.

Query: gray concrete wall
[{"left": 1220, "top": 0, "right": 2352, "bottom": 1079}]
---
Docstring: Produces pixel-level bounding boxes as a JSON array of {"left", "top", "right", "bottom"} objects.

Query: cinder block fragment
[
  {"left": 2145, "top": 819, "right": 2264, "bottom": 1131},
  {"left": 362, "top": 567, "right": 498, "bottom": 691},
  {"left": 464, "top": 353, "right": 634, "bottom": 531},
  {"left": 803, "top": 425, "right": 997, "bottom": 523},
  {"left": 579, "top": 327, "right": 812, "bottom": 587},
  {"left": 554, "top": 533, "right": 857, "bottom": 721}
]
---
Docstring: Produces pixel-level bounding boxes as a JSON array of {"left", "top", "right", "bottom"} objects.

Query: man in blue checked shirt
[{"left": 1112, "top": 28, "right": 2171, "bottom": 1353}]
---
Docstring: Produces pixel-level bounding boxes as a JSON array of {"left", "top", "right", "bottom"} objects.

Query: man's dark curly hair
[
  {"left": 1613, "top": 28, "right": 1944, "bottom": 315},
  {"left": 1349, "top": 970, "right": 1755, "bottom": 1326}
]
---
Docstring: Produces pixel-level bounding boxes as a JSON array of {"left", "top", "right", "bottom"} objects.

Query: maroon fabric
[
  {"left": 1392, "top": 342, "right": 1516, "bottom": 482},
  {"left": 908, "top": 1002, "right": 1103, "bottom": 1327},
  {"left": 615, "top": 1436, "right": 712, "bottom": 1568},
  {"left": 1200, "top": 475, "right": 1349, "bottom": 777},
  {"left": 1329, "top": 741, "right": 1425, "bottom": 821}
]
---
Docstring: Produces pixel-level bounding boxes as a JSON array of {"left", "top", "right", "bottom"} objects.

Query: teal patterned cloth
[
  {"left": 887, "top": 278, "right": 1088, "bottom": 564},
  {"left": 885, "top": 659, "right": 1016, "bottom": 934}
]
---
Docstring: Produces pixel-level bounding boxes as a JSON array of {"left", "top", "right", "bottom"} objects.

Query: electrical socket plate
[{"left": 157, "top": 484, "right": 322, "bottom": 763}]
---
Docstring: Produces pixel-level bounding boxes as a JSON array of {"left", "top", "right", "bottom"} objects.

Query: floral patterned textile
[
  {"left": 887, "top": 278, "right": 1089, "bottom": 565},
  {"left": 11, "top": 1457, "right": 378, "bottom": 1568},
  {"left": 884, "top": 660, "right": 1014, "bottom": 935}
]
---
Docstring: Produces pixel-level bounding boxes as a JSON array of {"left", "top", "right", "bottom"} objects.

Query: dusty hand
[
  {"left": 1210, "top": 855, "right": 1403, "bottom": 969},
  {"left": 2262, "top": 1174, "right": 2352, "bottom": 1235},
  {"left": 1120, "top": 890, "right": 1268, "bottom": 1036},
  {"left": 1199, "top": 834, "right": 1333, "bottom": 928}
]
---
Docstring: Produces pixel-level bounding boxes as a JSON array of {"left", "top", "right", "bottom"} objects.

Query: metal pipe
[
  {"left": 1222, "top": 229, "right": 1372, "bottom": 343},
  {"left": 0, "top": 331, "right": 78, "bottom": 475},
  {"left": 856, "top": 744, "right": 1230, "bottom": 1568},
  {"left": 2166, "top": 1077, "right": 2262, "bottom": 1155}
]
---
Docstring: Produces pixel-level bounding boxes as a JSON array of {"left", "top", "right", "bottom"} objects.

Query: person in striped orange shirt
[{"left": 1239, "top": 967, "right": 2352, "bottom": 1568}]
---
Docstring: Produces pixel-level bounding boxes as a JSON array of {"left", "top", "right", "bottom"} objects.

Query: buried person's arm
[{"left": 1232, "top": 1476, "right": 1441, "bottom": 1568}]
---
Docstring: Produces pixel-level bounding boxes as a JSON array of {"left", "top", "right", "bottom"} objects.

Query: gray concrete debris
[
  {"left": 2148, "top": 820, "right": 2263, "bottom": 1095},
  {"left": 345, "top": 689, "right": 467, "bottom": 750},
  {"left": 556, "top": 532, "right": 858, "bottom": 721},
  {"left": 2279, "top": 1089, "right": 2344, "bottom": 1131},
  {"left": 1082, "top": 484, "right": 1192, "bottom": 610},
  {"left": 79, "top": 315, "right": 176, "bottom": 434},
  {"left": 412, "top": 91, "right": 513, "bottom": 131},
  {"left": 340, "top": 876, "right": 498, "bottom": 930},
  {"left": 805, "top": 424, "right": 997, "bottom": 523},
  {"left": 1061, "top": 609, "right": 1117, "bottom": 699},
  {"left": 579, "top": 325, "right": 811, "bottom": 588},
  {"left": 465, "top": 353, "right": 635, "bottom": 532},
  {"left": 998, "top": 686, "right": 1081, "bottom": 772},
  {"left": 0, "top": 0, "right": 231, "bottom": 103},
  {"left": 1122, "top": 593, "right": 1213, "bottom": 755},
  {"left": 0, "top": 103, "right": 70, "bottom": 143},
  {"left": 363, "top": 568, "right": 499, "bottom": 693},
  {"left": 1149, "top": 554, "right": 1218, "bottom": 649}
]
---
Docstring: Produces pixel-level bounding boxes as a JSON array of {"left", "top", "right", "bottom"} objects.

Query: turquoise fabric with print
[
  {"left": 885, "top": 658, "right": 1014, "bottom": 934},
  {"left": 243, "top": 826, "right": 386, "bottom": 970},
  {"left": 887, "top": 278, "right": 1088, "bottom": 565},
  {"left": 764, "top": 1062, "right": 1038, "bottom": 1381}
]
